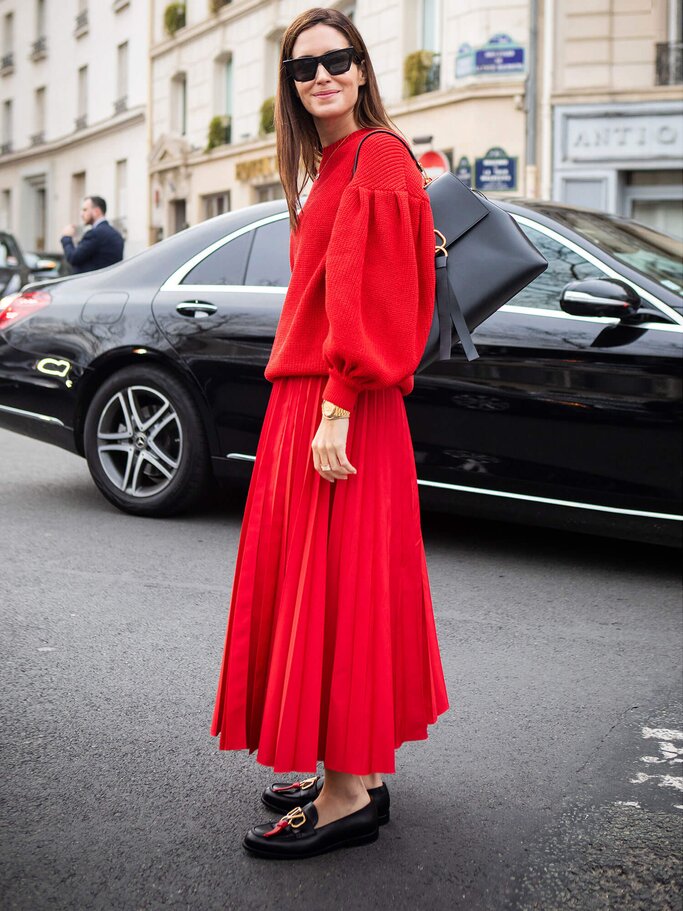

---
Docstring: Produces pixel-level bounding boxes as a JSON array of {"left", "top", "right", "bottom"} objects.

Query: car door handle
[{"left": 175, "top": 300, "right": 218, "bottom": 318}]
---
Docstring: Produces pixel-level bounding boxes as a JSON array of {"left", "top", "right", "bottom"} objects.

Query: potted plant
[
  {"left": 259, "top": 96, "right": 275, "bottom": 135},
  {"left": 205, "top": 114, "right": 231, "bottom": 151},
  {"left": 164, "top": 2, "right": 186, "bottom": 37},
  {"left": 403, "top": 49, "right": 439, "bottom": 97}
]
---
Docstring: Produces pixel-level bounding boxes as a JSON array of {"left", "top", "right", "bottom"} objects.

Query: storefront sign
[
  {"left": 475, "top": 147, "right": 517, "bottom": 191},
  {"left": 565, "top": 112, "right": 682, "bottom": 162},
  {"left": 456, "top": 35, "right": 525, "bottom": 79},
  {"left": 455, "top": 156, "right": 472, "bottom": 187},
  {"left": 235, "top": 156, "right": 278, "bottom": 181}
]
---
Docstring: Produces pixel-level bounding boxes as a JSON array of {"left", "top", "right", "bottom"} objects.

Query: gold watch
[{"left": 321, "top": 399, "right": 351, "bottom": 420}]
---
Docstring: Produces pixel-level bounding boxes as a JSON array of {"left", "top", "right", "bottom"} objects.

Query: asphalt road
[{"left": 1, "top": 429, "right": 681, "bottom": 911}]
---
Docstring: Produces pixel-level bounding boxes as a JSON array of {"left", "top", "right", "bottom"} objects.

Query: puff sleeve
[{"left": 321, "top": 133, "right": 436, "bottom": 412}]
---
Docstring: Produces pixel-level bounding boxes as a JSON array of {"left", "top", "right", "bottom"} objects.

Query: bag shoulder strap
[{"left": 351, "top": 128, "right": 428, "bottom": 184}]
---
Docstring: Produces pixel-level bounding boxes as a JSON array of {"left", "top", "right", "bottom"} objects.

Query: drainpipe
[
  {"left": 525, "top": 0, "right": 539, "bottom": 198},
  {"left": 540, "top": 0, "right": 554, "bottom": 200},
  {"left": 146, "top": 0, "right": 154, "bottom": 246}
]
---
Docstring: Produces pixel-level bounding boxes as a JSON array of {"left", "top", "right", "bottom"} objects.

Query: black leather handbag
[{"left": 351, "top": 129, "right": 549, "bottom": 370}]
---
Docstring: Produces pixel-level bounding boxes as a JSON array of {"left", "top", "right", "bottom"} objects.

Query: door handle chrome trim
[{"left": 175, "top": 301, "right": 218, "bottom": 317}]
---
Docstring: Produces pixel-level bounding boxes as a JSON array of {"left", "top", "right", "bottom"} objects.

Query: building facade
[
  {"left": 149, "top": 0, "right": 683, "bottom": 242},
  {"left": 549, "top": 0, "right": 683, "bottom": 237},
  {"left": 0, "top": 0, "right": 149, "bottom": 257},
  {"left": 1, "top": 1, "right": 680, "bottom": 256},
  {"left": 149, "top": 0, "right": 532, "bottom": 242}
]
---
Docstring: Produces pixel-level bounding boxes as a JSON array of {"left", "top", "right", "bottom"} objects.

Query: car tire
[{"left": 83, "top": 364, "right": 212, "bottom": 517}]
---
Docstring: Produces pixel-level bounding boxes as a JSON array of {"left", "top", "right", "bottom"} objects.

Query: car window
[
  {"left": 510, "top": 224, "right": 605, "bottom": 311},
  {"left": 539, "top": 208, "right": 683, "bottom": 294},
  {"left": 244, "top": 219, "right": 291, "bottom": 287},
  {"left": 181, "top": 230, "right": 252, "bottom": 286}
]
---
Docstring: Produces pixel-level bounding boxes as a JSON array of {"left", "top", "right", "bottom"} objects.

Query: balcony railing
[
  {"left": 656, "top": 41, "right": 683, "bottom": 85},
  {"left": 0, "top": 141, "right": 12, "bottom": 155},
  {"left": 75, "top": 10, "right": 89, "bottom": 37},
  {"left": 30, "top": 131, "right": 45, "bottom": 146},
  {"left": 424, "top": 53, "right": 441, "bottom": 93},
  {"left": 114, "top": 95, "right": 128, "bottom": 114},
  {"left": 1, "top": 52, "right": 14, "bottom": 75},
  {"left": 30, "top": 36, "right": 47, "bottom": 61},
  {"left": 75, "top": 114, "right": 87, "bottom": 131}
]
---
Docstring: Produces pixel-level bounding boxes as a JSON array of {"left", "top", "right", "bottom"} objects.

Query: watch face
[{"left": 323, "top": 402, "right": 334, "bottom": 416}]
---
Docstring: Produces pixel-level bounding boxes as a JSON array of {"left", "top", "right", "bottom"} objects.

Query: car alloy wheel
[
  {"left": 83, "top": 364, "right": 211, "bottom": 517},
  {"left": 96, "top": 385, "right": 182, "bottom": 499}
]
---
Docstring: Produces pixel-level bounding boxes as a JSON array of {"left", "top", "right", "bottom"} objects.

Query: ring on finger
[{"left": 321, "top": 464, "right": 331, "bottom": 471}]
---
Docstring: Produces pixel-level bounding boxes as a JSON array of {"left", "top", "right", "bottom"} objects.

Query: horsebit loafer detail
[
  {"left": 243, "top": 799, "right": 379, "bottom": 859},
  {"left": 261, "top": 776, "right": 390, "bottom": 825}
]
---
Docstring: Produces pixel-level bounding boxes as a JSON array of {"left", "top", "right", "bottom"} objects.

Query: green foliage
[
  {"left": 205, "top": 115, "right": 231, "bottom": 152},
  {"left": 209, "top": 0, "right": 231, "bottom": 13},
  {"left": 259, "top": 96, "right": 275, "bottom": 135},
  {"left": 164, "top": 2, "right": 186, "bottom": 37},
  {"left": 403, "top": 50, "right": 438, "bottom": 97}
]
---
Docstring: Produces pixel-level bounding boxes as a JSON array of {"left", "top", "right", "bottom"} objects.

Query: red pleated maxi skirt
[{"left": 210, "top": 374, "right": 450, "bottom": 775}]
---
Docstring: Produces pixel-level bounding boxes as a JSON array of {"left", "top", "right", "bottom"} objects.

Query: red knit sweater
[{"left": 263, "top": 127, "right": 436, "bottom": 412}]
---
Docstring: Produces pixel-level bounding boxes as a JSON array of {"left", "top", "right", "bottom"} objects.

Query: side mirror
[{"left": 560, "top": 278, "right": 641, "bottom": 319}]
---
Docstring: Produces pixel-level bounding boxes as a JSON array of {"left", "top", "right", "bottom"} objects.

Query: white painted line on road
[
  {"left": 641, "top": 742, "right": 683, "bottom": 763},
  {"left": 642, "top": 727, "right": 683, "bottom": 740},
  {"left": 630, "top": 772, "right": 683, "bottom": 791},
  {"left": 631, "top": 725, "right": 683, "bottom": 808}
]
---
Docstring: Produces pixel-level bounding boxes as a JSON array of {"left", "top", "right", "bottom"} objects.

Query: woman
[{"left": 210, "top": 7, "right": 450, "bottom": 859}]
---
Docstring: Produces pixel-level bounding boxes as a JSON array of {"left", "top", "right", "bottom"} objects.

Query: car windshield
[{"left": 544, "top": 209, "right": 683, "bottom": 296}]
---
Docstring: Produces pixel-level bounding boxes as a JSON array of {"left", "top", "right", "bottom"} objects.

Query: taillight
[{"left": 0, "top": 290, "right": 52, "bottom": 331}]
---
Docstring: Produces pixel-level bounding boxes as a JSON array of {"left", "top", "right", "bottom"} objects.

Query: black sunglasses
[{"left": 283, "top": 46, "right": 362, "bottom": 83}]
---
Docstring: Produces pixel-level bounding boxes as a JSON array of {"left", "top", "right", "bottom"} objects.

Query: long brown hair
[{"left": 275, "top": 7, "right": 403, "bottom": 233}]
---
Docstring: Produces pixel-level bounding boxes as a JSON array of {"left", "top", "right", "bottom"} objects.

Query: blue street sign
[
  {"left": 474, "top": 34, "right": 525, "bottom": 74},
  {"left": 475, "top": 147, "right": 517, "bottom": 191}
]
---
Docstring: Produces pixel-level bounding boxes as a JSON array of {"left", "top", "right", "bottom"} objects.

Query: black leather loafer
[
  {"left": 262, "top": 775, "right": 323, "bottom": 810},
  {"left": 262, "top": 776, "right": 391, "bottom": 825},
  {"left": 243, "top": 799, "right": 379, "bottom": 859}
]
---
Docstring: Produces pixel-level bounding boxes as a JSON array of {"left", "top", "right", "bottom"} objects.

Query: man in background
[{"left": 60, "top": 196, "right": 124, "bottom": 274}]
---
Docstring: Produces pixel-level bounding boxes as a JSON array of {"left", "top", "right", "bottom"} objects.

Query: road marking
[
  {"left": 631, "top": 726, "right": 683, "bottom": 807},
  {"left": 630, "top": 772, "right": 683, "bottom": 791},
  {"left": 642, "top": 726, "right": 683, "bottom": 740}
]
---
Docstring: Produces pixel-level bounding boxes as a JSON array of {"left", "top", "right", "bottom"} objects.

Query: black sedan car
[{"left": 0, "top": 198, "right": 681, "bottom": 546}]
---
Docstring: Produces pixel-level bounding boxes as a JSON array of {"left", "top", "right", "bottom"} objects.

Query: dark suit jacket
[{"left": 60, "top": 220, "right": 125, "bottom": 274}]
